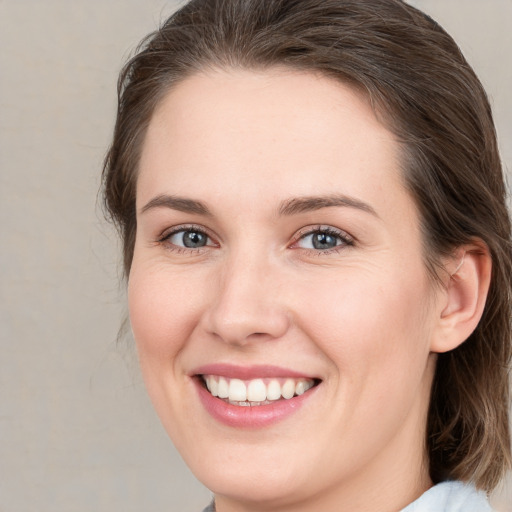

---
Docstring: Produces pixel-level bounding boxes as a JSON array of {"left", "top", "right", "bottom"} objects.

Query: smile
[
  {"left": 193, "top": 365, "right": 321, "bottom": 428},
  {"left": 202, "top": 375, "right": 316, "bottom": 406}
]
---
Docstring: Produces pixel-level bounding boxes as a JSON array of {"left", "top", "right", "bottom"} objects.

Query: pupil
[
  {"left": 183, "top": 231, "right": 206, "bottom": 248},
  {"left": 312, "top": 232, "right": 337, "bottom": 250}
]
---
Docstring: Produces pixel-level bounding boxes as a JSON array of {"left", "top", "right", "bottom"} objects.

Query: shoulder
[
  {"left": 401, "top": 481, "right": 494, "bottom": 512},
  {"left": 201, "top": 502, "right": 215, "bottom": 512}
]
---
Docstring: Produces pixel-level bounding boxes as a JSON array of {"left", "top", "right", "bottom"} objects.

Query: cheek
[
  {"left": 127, "top": 265, "right": 209, "bottom": 456},
  {"left": 297, "top": 269, "right": 436, "bottom": 461},
  {"left": 128, "top": 263, "right": 203, "bottom": 363},
  {"left": 294, "top": 265, "right": 434, "bottom": 385}
]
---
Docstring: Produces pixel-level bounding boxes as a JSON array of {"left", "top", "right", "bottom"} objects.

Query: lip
[
  {"left": 191, "top": 364, "right": 320, "bottom": 428},
  {"left": 191, "top": 363, "right": 315, "bottom": 380}
]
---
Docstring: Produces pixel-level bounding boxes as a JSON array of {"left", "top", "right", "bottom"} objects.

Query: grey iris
[
  {"left": 312, "top": 232, "right": 338, "bottom": 250},
  {"left": 183, "top": 231, "right": 207, "bottom": 248}
]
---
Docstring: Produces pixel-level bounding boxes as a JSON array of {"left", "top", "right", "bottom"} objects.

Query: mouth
[
  {"left": 192, "top": 364, "right": 321, "bottom": 427},
  {"left": 200, "top": 375, "right": 319, "bottom": 407}
]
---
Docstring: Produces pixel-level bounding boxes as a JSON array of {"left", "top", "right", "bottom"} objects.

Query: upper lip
[{"left": 191, "top": 363, "right": 318, "bottom": 380}]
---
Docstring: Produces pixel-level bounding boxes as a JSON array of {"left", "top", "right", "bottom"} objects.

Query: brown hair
[{"left": 102, "top": 0, "right": 512, "bottom": 491}]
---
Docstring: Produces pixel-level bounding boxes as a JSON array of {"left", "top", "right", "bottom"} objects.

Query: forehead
[{"left": 137, "top": 68, "right": 409, "bottom": 220}]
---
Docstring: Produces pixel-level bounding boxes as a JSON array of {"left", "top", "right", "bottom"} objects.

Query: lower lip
[{"left": 195, "top": 379, "right": 318, "bottom": 428}]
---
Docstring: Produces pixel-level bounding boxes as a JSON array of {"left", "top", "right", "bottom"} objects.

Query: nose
[{"left": 202, "top": 253, "right": 291, "bottom": 346}]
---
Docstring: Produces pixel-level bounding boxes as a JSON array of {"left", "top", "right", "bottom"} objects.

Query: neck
[{"left": 215, "top": 451, "right": 432, "bottom": 512}]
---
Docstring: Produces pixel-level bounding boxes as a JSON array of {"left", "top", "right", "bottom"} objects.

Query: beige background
[{"left": 1, "top": 1, "right": 510, "bottom": 511}]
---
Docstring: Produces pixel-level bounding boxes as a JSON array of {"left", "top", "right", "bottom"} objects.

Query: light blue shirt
[
  {"left": 401, "top": 481, "right": 493, "bottom": 511},
  {"left": 202, "top": 481, "right": 493, "bottom": 511}
]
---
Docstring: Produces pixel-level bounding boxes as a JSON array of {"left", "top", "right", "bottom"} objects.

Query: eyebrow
[
  {"left": 140, "top": 194, "right": 212, "bottom": 216},
  {"left": 140, "top": 193, "right": 378, "bottom": 218},
  {"left": 278, "top": 194, "right": 378, "bottom": 217}
]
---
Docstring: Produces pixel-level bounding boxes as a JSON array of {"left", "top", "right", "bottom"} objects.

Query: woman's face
[{"left": 129, "top": 69, "right": 443, "bottom": 510}]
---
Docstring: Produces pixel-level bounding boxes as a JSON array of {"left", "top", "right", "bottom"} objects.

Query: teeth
[
  {"left": 267, "top": 379, "right": 281, "bottom": 401},
  {"left": 247, "top": 379, "right": 267, "bottom": 402},
  {"left": 203, "top": 375, "right": 315, "bottom": 404},
  {"left": 295, "top": 380, "right": 308, "bottom": 396},
  {"left": 217, "top": 377, "right": 229, "bottom": 399},
  {"left": 208, "top": 377, "right": 219, "bottom": 397},
  {"left": 281, "top": 379, "right": 295, "bottom": 399},
  {"left": 229, "top": 379, "right": 247, "bottom": 401}
]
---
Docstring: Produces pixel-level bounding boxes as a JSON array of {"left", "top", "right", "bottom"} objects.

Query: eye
[
  {"left": 161, "top": 227, "right": 215, "bottom": 249},
  {"left": 294, "top": 227, "right": 353, "bottom": 251}
]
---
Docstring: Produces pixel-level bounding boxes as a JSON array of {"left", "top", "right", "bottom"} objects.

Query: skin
[{"left": 128, "top": 68, "right": 490, "bottom": 512}]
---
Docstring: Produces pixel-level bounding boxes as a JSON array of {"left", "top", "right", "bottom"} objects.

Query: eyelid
[
  {"left": 155, "top": 223, "right": 354, "bottom": 254},
  {"left": 157, "top": 223, "right": 219, "bottom": 250},
  {"left": 290, "top": 225, "right": 355, "bottom": 251}
]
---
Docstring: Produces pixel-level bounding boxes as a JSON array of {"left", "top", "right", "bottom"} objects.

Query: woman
[{"left": 102, "top": 0, "right": 512, "bottom": 510}]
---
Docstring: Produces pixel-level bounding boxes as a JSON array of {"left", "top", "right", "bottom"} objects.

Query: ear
[{"left": 430, "top": 242, "right": 492, "bottom": 354}]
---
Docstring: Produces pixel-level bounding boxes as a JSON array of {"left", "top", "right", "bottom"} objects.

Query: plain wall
[{"left": 1, "top": 1, "right": 510, "bottom": 511}]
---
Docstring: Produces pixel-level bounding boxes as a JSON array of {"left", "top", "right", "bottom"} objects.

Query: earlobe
[{"left": 430, "top": 243, "right": 492, "bottom": 354}]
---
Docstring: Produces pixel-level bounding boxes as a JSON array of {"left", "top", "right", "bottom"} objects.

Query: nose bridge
[{"left": 205, "top": 247, "right": 289, "bottom": 345}]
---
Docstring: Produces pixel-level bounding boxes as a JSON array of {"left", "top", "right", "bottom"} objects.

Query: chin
[
  {"left": 181, "top": 437, "right": 315, "bottom": 506},
  {"left": 197, "top": 464, "right": 308, "bottom": 508}
]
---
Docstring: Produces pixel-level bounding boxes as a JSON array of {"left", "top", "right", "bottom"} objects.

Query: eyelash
[
  {"left": 156, "top": 224, "right": 354, "bottom": 255},
  {"left": 291, "top": 225, "right": 354, "bottom": 255},
  {"left": 157, "top": 224, "right": 216, "bottom": 254}
]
